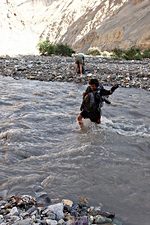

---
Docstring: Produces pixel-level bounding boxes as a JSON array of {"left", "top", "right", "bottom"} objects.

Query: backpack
[
  {"left": 81, "top": 91, "right": 103, "bottom": 112},
  {"left": 80, "top": 84, "right": 111, "bottom": 112}
]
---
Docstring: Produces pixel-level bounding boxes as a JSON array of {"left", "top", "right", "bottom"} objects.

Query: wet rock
[
  {"left": 13, "top": 218, "right": 32, "bottom": 225},
  {"left": 47, "top": 203, "right": 64, "bottom": 220},
  {"left": 0, "top": 194, "right": 123, "bottom": 225},
  {"left": 8, "top": 195, "right": 36, "bottom": 209},
  {"left": 62, "top": 199, "right": 73, "bottom": 207},
  {"left": 42, "top": 208, "right": 56, "bottom": 220},
  {"left": 33, "top": 185, "right": 51, "bottom": 206},
  {"left": 46, "top": 218, "right": 58, "bottom": 225},
  {"left": 8, "top": 206, "right": 19, "bottom": 216},
  {"left": 0, "top": 215, "right": 4, "bottom": 223},
  {"left": 94, "top": 215, "right": 112, "bottom": 224}
]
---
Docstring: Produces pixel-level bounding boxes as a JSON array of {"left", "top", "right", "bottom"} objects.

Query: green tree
[
  {"left": 38, "top": 40, "right": 75, "bottom": 56},
  {"left": 55, "top": 43, "right": 75, "bottom": 56}
]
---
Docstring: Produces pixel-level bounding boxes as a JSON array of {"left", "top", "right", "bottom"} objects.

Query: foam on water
[
  {"left": 75, "top": 115, "right": 150, "bottom": 138},
  {"left": 101, "top": 116, "right": 150, "bottom": 137}
]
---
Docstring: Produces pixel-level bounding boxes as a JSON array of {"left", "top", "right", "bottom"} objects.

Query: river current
[{"left": 0, "top": 76, "right": 150, "bottom": 225}]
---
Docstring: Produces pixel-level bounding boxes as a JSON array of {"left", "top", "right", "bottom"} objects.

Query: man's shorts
[
  {"left": 80, "top": 109, "right": 101, "bottom": 123},
  {"left": 75, "top": 54, "right": 84, "bottom": 64},
  {"left": 75, "top": 58, "right": 84, "bottom": 64}
]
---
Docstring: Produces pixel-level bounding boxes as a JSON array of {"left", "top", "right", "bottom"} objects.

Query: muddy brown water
[{"left": 0, "top": 76, "right": 150, "bottom": 225}]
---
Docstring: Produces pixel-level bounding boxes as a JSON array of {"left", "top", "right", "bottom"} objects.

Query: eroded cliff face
[
  {"left": 74, "top": 0, "right": 150, "bottom": 52},
  {"left": 0, "top": 0, "right": 149, "bottom": 55}
]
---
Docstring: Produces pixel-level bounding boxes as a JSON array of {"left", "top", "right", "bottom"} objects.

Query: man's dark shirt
[{"left": 84, "top": 84, "right": 112, "bottom": 97}]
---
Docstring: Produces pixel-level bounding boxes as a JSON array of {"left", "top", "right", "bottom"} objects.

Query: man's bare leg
[
  {"left": 96, "top": 118, "right": 101, "bottom": 124},
  {"left": 79, "top": 64, "right": 83, "bottom": 77},
  {"left": 77, "top": 114, "right": 84, "bottom": 128}
]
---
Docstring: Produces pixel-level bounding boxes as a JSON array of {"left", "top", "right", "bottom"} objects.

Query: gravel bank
[{"left": 0, "top": 55, "right": 150, "bottom": 91}]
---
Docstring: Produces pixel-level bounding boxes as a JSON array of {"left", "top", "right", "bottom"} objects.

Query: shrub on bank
[
  {"left": 142, "top": 49, "right": 150, "bottom": 59},
  {"left": 124, "top": 47, "right": 142, "bottom": 60},
  {"left": 38, "top": 40, "right": 50, "bottom": 55},
  {"left": 111, "top": 48, "right": 124, "bottom": 59},
  {"left": 38, "top": 40, "right": 75, "bottom": 56},
  {"left": 112, "top": 47, "right": 150, "bottom": 60},
  {"left": 55, "top": 43, "right": 75, "bottom": 56},
  {"left": 87, "top": 49, "right": 101, "bottom": 56}
]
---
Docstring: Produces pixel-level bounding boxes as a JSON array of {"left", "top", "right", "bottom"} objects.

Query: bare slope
[{"left": 0, "top": 0, "right": 149, "bottom": 55}]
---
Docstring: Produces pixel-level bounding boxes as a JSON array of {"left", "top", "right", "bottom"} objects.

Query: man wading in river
[{"left": 77, "top": 78, "right": 119, "bottom": 128}]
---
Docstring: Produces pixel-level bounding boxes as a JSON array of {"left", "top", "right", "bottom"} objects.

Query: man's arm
[{"left": 101, "top": 84, "right": 119, "bottom": 96}]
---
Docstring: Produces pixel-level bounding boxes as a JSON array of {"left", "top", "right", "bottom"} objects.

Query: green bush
[
  {"left": 37, "top": 41, "right": 75, "bottom": 56},
  {"left": 112, "top": 47, "right": 150, "bottom": 60},
  {"left": 47, "top": 43, "right": 55, "bottom": 55},
  {"left": 38, "top": 40, "right": 50, "bottom": 55},
  {"left": 112, "top": 48, "right": 124, "bottom": 59},
  {"left": 142, "top": 49, "right": 150, "bottom": 59},
  {"left": 55, "top": 43, "right": 75, "bottom": 56},
  {"left": 123, "top": 47, "right": 142, "bottom": 60}
]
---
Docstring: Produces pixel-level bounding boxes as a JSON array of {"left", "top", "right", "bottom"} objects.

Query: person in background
[
  {"left": 77, "top": 78, "right": 119, "bottom": 127},
  {"left": 75, "top": 53, "right": 85, "bottom": 76}
]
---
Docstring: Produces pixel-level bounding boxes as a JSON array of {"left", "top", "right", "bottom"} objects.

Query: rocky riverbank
[
  {"left": 0, "top": 192, "right": 122, "bottom": 225},
  {"left": 0, "top": 55, "right": 150, "bottom": 91}
]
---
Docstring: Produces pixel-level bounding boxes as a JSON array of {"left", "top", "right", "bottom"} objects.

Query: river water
[{"left": 0, "top": 76, "right": 150, "bottom": 225}]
